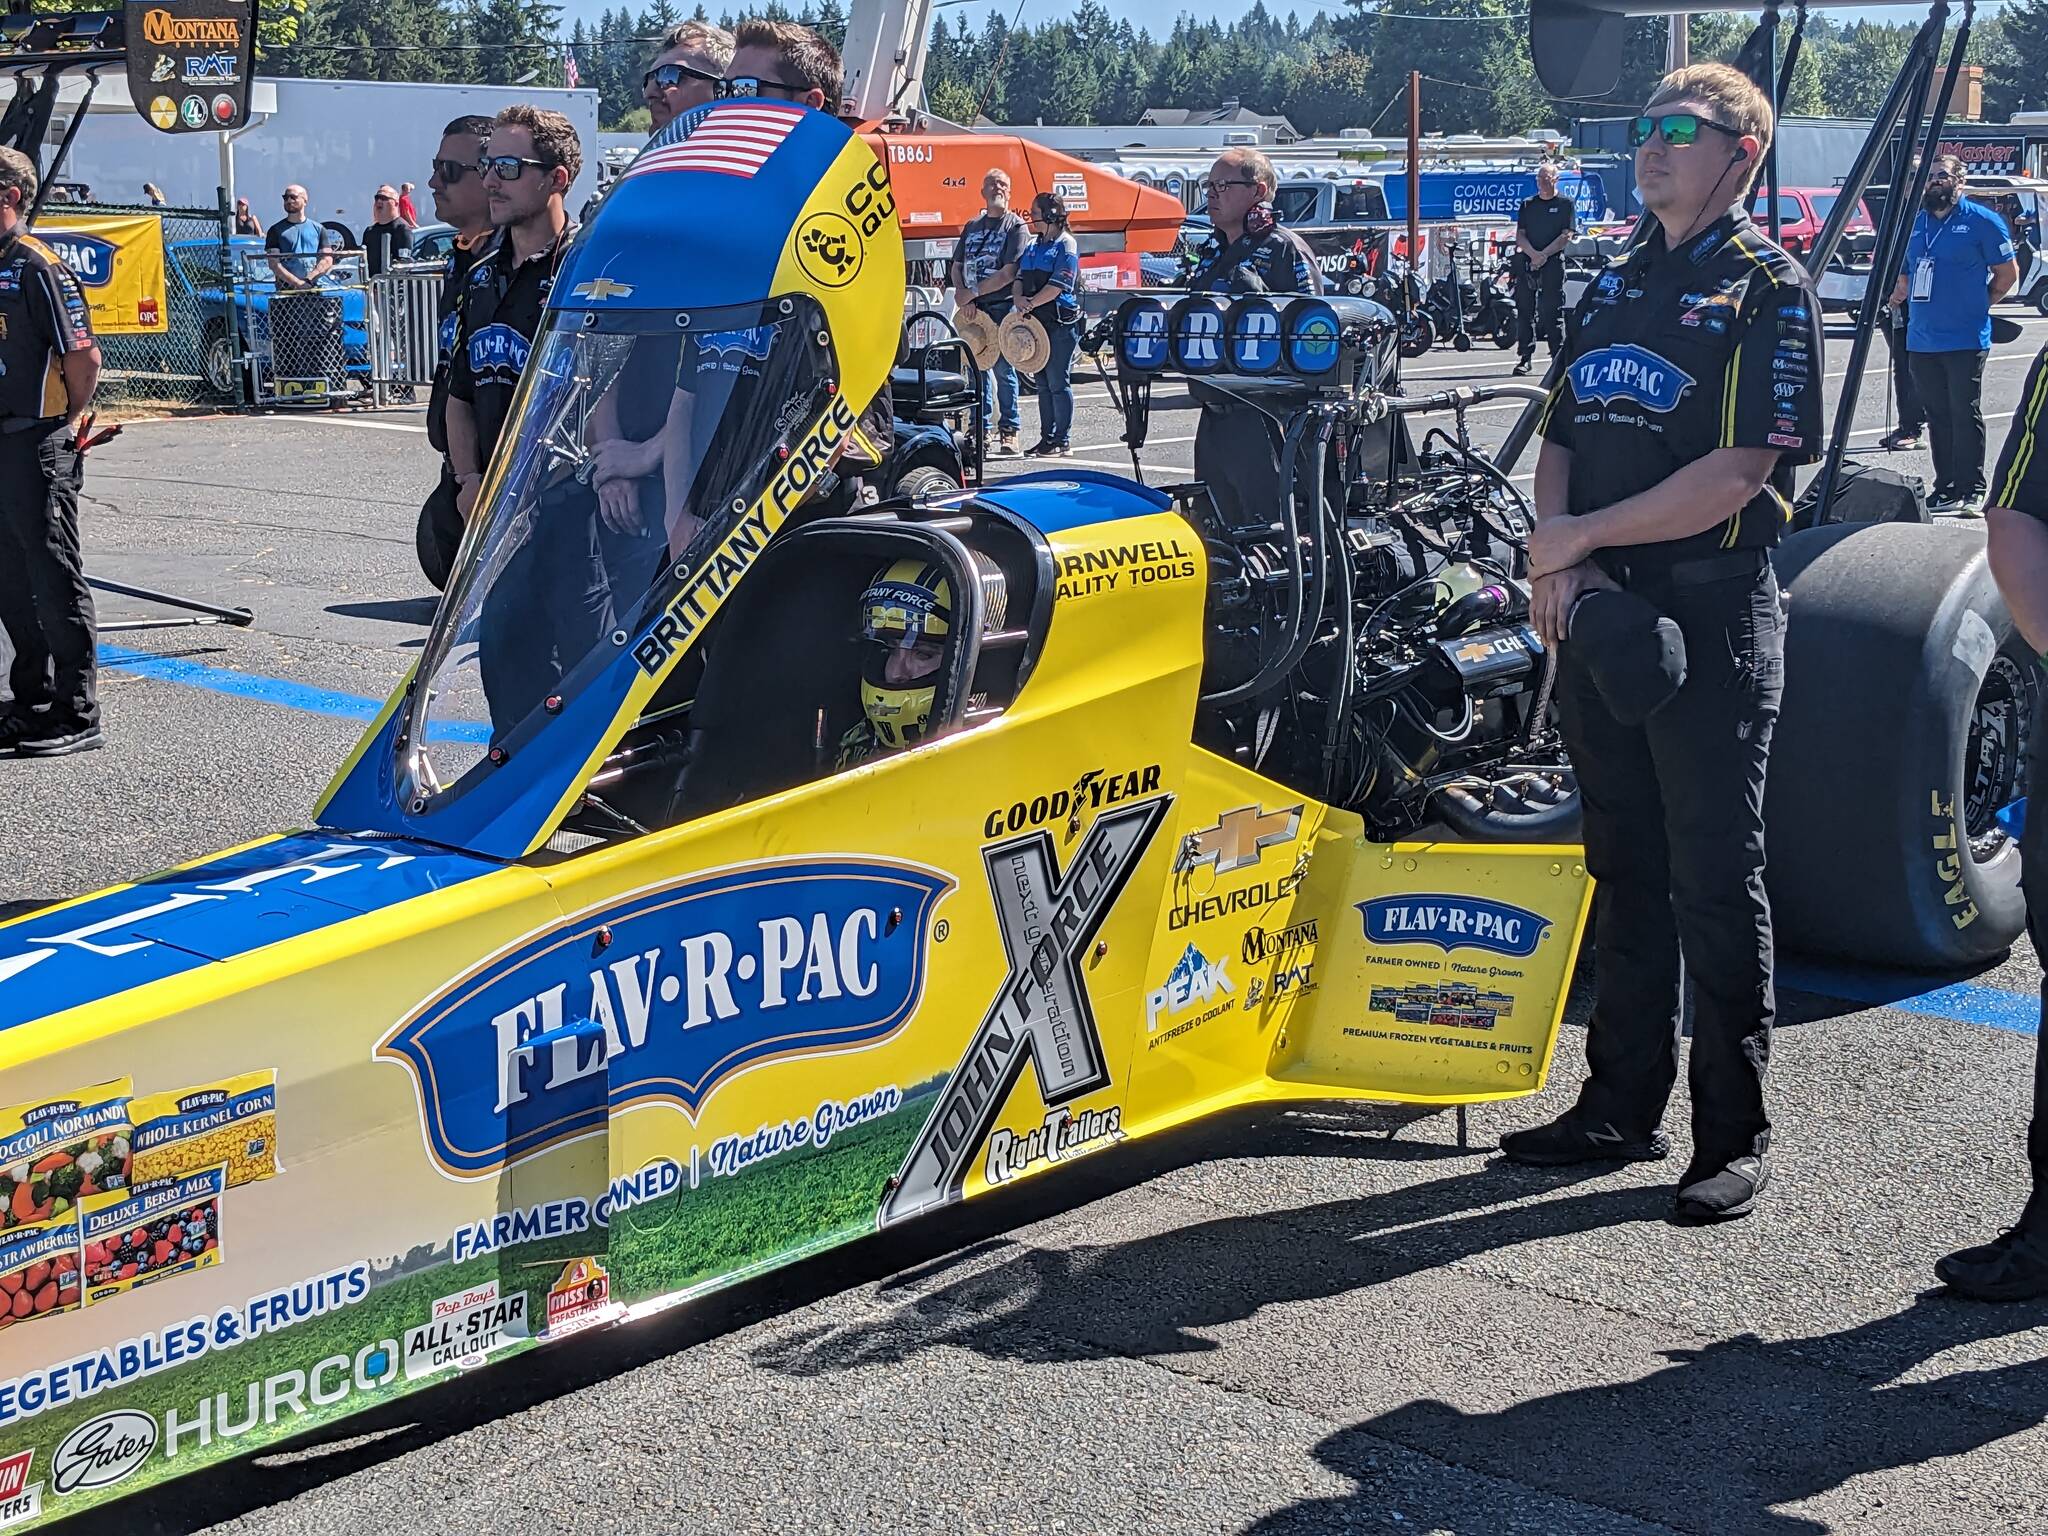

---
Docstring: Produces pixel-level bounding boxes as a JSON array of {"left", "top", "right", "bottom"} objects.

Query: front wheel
[
  {"left": 2034, "top": 281, "right": 2048, "bottom": 318},
  {"left": 895, "top": 463, "right": 961, "bottom": 503},
  {"left": 201, "top": 322, "right": 247, "bottom": 401},
  {"left": 1399, "top": 311, "right": 1435, "bottom": 358}
]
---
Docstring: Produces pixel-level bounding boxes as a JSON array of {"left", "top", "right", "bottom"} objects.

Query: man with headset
[
  {"left": 1501, "top": 64, "right": 1824, "bottom": 1225},
  {"left": 1182, "top": 145, "right": 1322, "bottom": 536}
]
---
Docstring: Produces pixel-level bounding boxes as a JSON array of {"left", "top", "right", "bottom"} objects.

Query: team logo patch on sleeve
[{"left": 1568, "top": 343, "right": 1695, "bottom": 413}]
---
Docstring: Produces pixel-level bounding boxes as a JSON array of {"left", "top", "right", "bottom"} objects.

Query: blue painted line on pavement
[
  {"left": 97, "top": 644, "right": 491, "bottom": 745},
  {"left": 1781, "top": 959, "right": 2039, "bottom": 1037}
]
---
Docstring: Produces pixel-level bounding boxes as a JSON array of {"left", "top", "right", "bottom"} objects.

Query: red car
[{"left": 1746, "top": 186, "right": 1874, "bottom": 257}]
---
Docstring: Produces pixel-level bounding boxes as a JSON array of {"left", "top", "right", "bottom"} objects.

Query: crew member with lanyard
[
  {"left": 1501, "top": 64, "right": 1824, "bottom": 1224},
  {"left": 1183, "top": 145, "right": 1321, "bottom": 534}
]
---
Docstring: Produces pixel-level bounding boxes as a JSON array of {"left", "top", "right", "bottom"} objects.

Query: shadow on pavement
[
  {"left": 326, "top": 597, "right": 439, "bottom": 626},
  {"left": 1258, "top": 1290, "right": 2048, "bottom": 1536}
]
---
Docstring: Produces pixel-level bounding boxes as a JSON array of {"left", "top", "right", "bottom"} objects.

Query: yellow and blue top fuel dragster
[{"left": 0, "top": 100, "right": 1588, "bottom": 1527}]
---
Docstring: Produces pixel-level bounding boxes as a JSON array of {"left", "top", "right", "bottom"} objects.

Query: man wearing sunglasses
[
  {"left": 416, "top": 114, "right": 498, "bottom": 588},
  {"left": 446, "top": 104, "right": 581, "bottom": 527},
  {"left": 1888, "top": 154, "right": 2020, "bottom": 516},
  {"left": 723, "top": 17, "right": 844, "bottom": 112},
  {"left": 1183, "top": 146, "right": 1321, "bottom": 538},
  {"left": 1501, "top": 65, "right": 1824, "bottom": 1226},
  {"left": 642, "top": 20, "right": 734, "bottom": 131}
]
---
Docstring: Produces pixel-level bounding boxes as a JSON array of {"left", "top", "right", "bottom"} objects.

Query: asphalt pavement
[{"left": 6, "top": 313, "right": 2048, "bottom": 1535}]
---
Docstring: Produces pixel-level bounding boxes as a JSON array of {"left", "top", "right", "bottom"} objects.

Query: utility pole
[
  {"left": 1406, "top": 69, "right": 1421, "bottom": 275},
  {"left": 1668, "top": 13, "right": 1690, "bottom": 71}
]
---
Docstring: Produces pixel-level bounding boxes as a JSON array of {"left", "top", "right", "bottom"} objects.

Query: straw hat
[
  {"left": 955, "top": 305, "right": 1002, "bottom": 370},
  {"left": 999, "top": 309, "right": 1051, "bottom": 373}
]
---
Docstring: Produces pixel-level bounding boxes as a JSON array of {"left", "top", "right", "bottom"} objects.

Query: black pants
[
  {"left": 1194, "top": 405, "right": 1285, "bottom": 537},
  {"left": 1516, "top": 257, "right": 1565, "bottom": 363},
  {"left": 2019, "top": 729, "right": 2048, "bottom": 1229},
  {"left": 1880, "top": 316, "right": 1925, "bottom": 435},
  {"left": 1555, "top": 559, "right": 1784, "bottom": 1164},
  {"left": 0, "top": 424, "right": 95, "bottom": 728},
  {"left": 1909, "top": 348, "right": 1989, "bottom": 500}
]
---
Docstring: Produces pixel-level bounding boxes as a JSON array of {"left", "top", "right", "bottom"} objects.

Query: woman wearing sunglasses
[
  {"left": 1499, "top": 64, "right": 1826, "bottom": 1227},
  {"left": 1012, "top": 192, "right": 1082, "bottom": 457}
]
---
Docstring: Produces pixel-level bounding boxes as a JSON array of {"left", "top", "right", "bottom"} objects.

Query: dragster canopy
[{"left": 317, "top": 99, "right": 907, "bottom": 861}]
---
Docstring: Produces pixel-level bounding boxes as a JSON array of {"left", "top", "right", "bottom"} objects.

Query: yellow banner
[{"left": 38, "top": 213, "right": 169, "bottom": 334}]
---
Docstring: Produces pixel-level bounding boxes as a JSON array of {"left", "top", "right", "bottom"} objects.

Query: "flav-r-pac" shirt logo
[{"left": 1569, "top": 342, "right": 1694, "bottom": 413}]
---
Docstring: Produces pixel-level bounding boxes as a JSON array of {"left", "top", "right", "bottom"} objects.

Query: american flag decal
[{"left": 627, "top": 102, "right": 806, "bottom": 181}]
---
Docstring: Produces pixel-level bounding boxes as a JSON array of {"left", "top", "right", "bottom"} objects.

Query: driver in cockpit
[{"left": 838, "top": 560, "right": 954, "bottom": 767}]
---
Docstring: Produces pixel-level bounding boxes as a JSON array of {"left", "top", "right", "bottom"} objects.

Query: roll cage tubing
[{"left": 1498, "top": 0, "right": 1970, "bottom": 528}]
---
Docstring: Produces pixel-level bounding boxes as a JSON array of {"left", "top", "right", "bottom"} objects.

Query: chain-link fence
[
  {"left": 236, "top": 246, "right": 373, "bottom": 408},
  {"left": 35, "top": 201, "right": 233, "bottom": 410}
]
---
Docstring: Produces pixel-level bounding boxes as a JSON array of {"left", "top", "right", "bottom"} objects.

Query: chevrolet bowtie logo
[
  {"left": 1181, "top": 803, "right": 1302, "bottom": 876},
  {"left": 572, "top": 277, "right": 634, "bottom": 301}
]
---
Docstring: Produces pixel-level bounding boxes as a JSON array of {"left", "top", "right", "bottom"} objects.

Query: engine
[{"left": 1199, "top": 435, "right": 1578, "bottom": 843}]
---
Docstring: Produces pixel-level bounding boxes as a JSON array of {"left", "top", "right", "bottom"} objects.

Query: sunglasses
[
  {"left": 374, "top": 193, "right": 395, "bottom": 202},
  {"left": 477, "top": 154, "right": 552, "bottom": 181},
  {"left": 1200, "top": 177, "right": 1256, "bottom": 195},
  {"left": 717, "top": 74, "right": 809, "bottom": 100},
  {"left": 644, "top": 60, "right": 720, "bottom": 91},
  {"left": 430, "top": 158, "right": 472, "bottom": 184},
  {"left": 1629, "top": 112, "right": 1743, "bottom": 149}
]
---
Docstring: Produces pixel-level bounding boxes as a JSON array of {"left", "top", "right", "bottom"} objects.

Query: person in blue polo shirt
[{"left": 1890, "top": 156, "right": 2021, "bottom": 514}]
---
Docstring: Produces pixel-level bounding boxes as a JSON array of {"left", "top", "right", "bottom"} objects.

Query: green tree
[
  {"left": 1288, "top": 48, "right": 1375, "bottom": 135},
  {"left": 1987, "top": 0, "right": 2048, "bottom": 117}
]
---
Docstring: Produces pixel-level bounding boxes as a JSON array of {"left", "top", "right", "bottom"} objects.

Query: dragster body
[{"left": 0, "top": 102, "right": 1589, "bottom": 1529}]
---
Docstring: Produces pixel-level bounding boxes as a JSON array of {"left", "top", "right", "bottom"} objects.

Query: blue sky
[{"left": 560, "top": 0, "right": 2000, "bottom": 46}]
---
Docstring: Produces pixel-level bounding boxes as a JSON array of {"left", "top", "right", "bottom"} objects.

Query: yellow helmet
[{"left": 860, "top": 559, "right": 954, "bottom": 749}]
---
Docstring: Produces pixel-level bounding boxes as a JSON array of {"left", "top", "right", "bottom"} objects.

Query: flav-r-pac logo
[
  {"left": 378, "top": 858, "right": 952, "bottom": 1176},
  {"left": 1357, "top": 894, "right": 1549, "bottom": 957},
  {"left": 1569, "top": 343, "right": 1694, "bottom": 413}
]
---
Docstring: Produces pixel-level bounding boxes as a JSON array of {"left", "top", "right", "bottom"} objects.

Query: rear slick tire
[{"left": 1765, "top": 521, "right": 2035, "bottom": 970}]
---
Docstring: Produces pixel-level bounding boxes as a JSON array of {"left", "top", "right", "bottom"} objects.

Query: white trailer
[{"left": 19, "top": 75, "right": 600, "bottom": 231}]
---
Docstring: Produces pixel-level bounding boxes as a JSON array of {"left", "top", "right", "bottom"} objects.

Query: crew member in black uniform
[
  {"left": 1939, "top": 346, "right": 2048, "bottom": 1299},
  {"left": 1501, "top": 64, "right": 1824, "bottom": 1223},
  {"left": 416, "top": 113, "right": 497, "bottom": 589},
  {"left": 447, "top": 105, "right": 581, "bottom": 731},
  {"left": 1511, "top": 159, "right": 1576, "bottom": 376},
  {"left": 1183, "top": 145, "right": 1322, "bottom": 536},
  {"left": 0, "top": 146, "right": 102, "bottom": 757}
]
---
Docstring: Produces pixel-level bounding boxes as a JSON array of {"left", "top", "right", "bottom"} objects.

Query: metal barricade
[
  {"left": 237, "top": 247, "right": 371, "bottom": 409},
  {"left": 368, "top": 265, "right": 445, "bottom": 405}
]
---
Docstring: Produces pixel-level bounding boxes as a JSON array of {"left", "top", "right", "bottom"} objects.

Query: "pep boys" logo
[
  {"left": 378, "top": 859, "right": 952, "bottom": 1176},
  {"left": 1568, "top": 343, "right": 1694, "bottom": 413}
]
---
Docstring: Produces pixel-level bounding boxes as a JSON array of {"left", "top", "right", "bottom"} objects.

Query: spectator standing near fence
[
  {"left": 1891, "top": 155, "right": 2021, "bottom": 515},
  {"left": 363, "top": 185, "right": 413, "bottom": 278},
  {"left": 265, "top": 185, "right": 347, "bottom": 397},
  {"left": 0, "top": 147, "right": 102, "bottom": 757},
  {"left": 398, "top": 182, "right": 418, "bottom": 225},
  {"left": 416, "top": 115, "right": 499, "bottom": 588},
  {"left": 233, "top": 196, "right": 260, "bottom": 235}
]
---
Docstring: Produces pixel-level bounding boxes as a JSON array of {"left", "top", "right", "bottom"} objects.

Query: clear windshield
[{"left": 403, "top": 296, "right": 837, "bottom": 803}]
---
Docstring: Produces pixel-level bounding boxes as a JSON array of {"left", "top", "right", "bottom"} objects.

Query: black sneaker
[
  {"left": 1512, "top": 359, "right": 1534, "bottom": 376},
  {"left": 0, "top": 714, "right": 43, "bottom": 753},
  {"left": 16, "top": 721, "right": 104, "bottom": 758},
  {"left": 1499, "top": 1110, "right": 1669, "bottom": 1167},
  {"left": 1023, "top": 440, "right": 1060, "bottom": 458},
  {"left": 1672, "top": 1153, "right": 1768, "bottom": 1222},
  {"left": 1936, "top": 1224, "right": 2048, "bottom": 1301}
]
